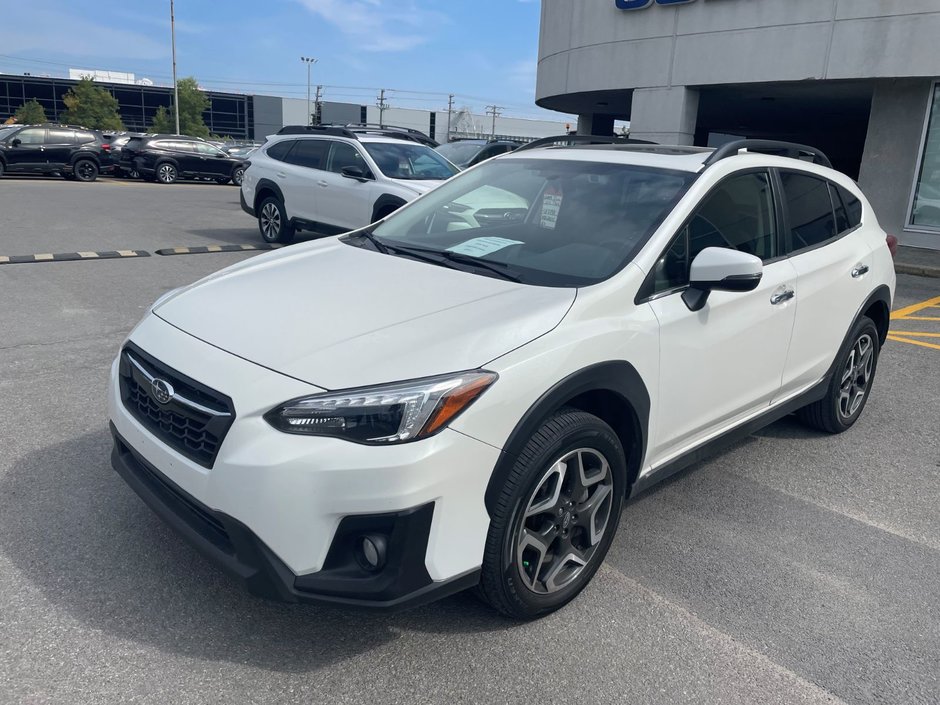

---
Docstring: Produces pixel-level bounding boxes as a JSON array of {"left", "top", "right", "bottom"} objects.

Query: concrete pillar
[
  {"left": 629, "top": 87, "right": 699, "bottom": 145},
  {"left": 576, "top": 113, "right": 615, "bottom": 136}
]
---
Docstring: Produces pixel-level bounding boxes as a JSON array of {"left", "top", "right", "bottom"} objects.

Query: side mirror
[
  {"left": 681, "top": 247, "right": 763, "bottom": 312},
  {"left": 11, "top": 138, "right": 21, "bottom": 147},
  {"left": 341, "top": 165, "right": 371, "bottom": 181}
]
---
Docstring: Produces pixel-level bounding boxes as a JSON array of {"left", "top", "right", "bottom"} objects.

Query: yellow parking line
[
  {"left": 891, "top": 295, "right": 940, "bottom": 319},
  {"left": 898, "top": 316, "right": 940, "bottom": 322},
  {"left": 887, "top": 335, "right": 940, "bottom": 351},
  {"left": 889, "top": 331, "right": 940, "bottom": 338}
]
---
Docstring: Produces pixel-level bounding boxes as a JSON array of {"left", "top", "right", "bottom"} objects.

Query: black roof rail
[
  {"left": 704, "top": 139, "right": 832, "bottom": 169},
  {"left": 342, "top": 124, "right": 438, "bottom": 147},
  {"left": 276, "top": 125, "right": 358, "bottom": 139},
  {"left": 514, "top": 134, "right": 656, "bottom": 153}
]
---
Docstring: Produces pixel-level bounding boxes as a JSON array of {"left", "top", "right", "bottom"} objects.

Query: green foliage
[
  {"left": 14, "top": 99, "right": 47, "bottom": 124},
  {"left": 150, "top": 106, "right": 175, "bottom": 134},
  {"left": 60, "top": 78, "right": 124, "bottom": 130}
]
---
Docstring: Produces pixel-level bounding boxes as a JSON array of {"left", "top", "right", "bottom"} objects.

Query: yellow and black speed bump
[
  {"left": 155, "top": 244, "right": 284, "bottom": 256},
  {"left": 0, "top": 250, "right": 150, "bottom": 265}
]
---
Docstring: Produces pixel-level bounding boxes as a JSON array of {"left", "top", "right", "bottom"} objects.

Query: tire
[
  {"left": 215, "top": 177, "right": 231, "bottom": 185},
  {"left": 72, "top": 159, "right": 98, "bottom": 182},
  {"left": 797, "top": 316, "right": 880, "bottom": 434},
  {"left": 478, "top": 408, "right": 627, "bottom": 620},
  {"left": 156, "top": 162, "right": 178, "bottom": 184},
  {"left": 257, "top": 196, "right": 295, "bottom": 244},
  {"left": 0, "top": 161, "right": 5, "bottom": 178},
  {"left": 231, "top": 166, "right": 245, "bottom": 187}
]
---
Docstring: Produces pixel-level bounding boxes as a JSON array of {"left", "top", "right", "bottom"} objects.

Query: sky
[{"left": 0, "top": 0, "right": 566, "bottom": 121}]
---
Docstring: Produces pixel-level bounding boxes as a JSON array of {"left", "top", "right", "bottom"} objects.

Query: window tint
[
  {"left": 75, "top": 130, "right": 96, "bottom": 144},
  {"left": 47, "top": 128, "right": 76, "bottom": 144},
  {"left": 266, "top": 140, "right": 294, "bottom": 162},
  {"left": 284, "top": 139, "right": 328, "bottom": 170},
  {"left": 328, "top": 142, "right": 367, "bottom": 174},
  {"left": 15, "top": 129, "right": 45, "bottom": 144},
  {"left": 194, "top": 142, "right": 225, "bottom": 156},
  {"left": 651, "top": 171, "right": 776, "bottom": 294},
  {"left": 780, "top": 172, "right": 836, "bottom": 252},
  {"left": 836, "top": 185, "right": 862, "bottom": 229}
]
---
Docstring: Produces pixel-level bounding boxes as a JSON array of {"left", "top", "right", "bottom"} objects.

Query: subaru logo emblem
[{"left": 151, "top": 378, "right": 174, "bottom": 405}]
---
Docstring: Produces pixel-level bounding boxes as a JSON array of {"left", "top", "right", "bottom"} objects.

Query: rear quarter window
[{"left": 265, "top": 140, "right": 294, "bottom": 162}]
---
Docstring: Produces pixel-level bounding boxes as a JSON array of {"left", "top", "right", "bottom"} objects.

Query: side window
[
  {"left": 47, "top": 128, "right": 76, "bottom": 144},
  {"left": 327, "top": 142, "right": 367, "bottom": 174},
  {"left": 265, "top": 140, "right": 294, "bottom": 162},
  {"left": 284, "top": 139, "right": 328, "bottom": 170},
  {"left": 836, "top": 184, "right": 862, "bottom": 229},
  {"left": 16, "top": 129, "right": 46, "bottom": 145},
  {"left": 75, "top": 130, "right": 96, "bottom": 144},
  {"left": 194, "top": 142, "right": 223, "bottom": 156},
  {"left": 651, "top": 171, "right": 776, "bottom": 294},
  {"left": 780, "top": 172, "right": 836, "bottom": 252}
]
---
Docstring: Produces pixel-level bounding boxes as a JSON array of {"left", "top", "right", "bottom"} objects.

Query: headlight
[{"left": 264, "top": 371, "right": 497, "bottom": 444}]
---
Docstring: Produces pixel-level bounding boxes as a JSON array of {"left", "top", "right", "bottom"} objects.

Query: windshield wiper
[
  {"left": 355, "top": 229, "right": 390, "bottom": 253},
  {"left": 382, "top": 242, "right": 522, "bottom": 283}
]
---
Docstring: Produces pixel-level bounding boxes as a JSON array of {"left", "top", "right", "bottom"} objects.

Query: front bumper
[
  {"left": 110, "top": 425, "right": 479, "bottom": 608},
  {"left": 107, "top": 314, "right": 498, "bottom": 607}
]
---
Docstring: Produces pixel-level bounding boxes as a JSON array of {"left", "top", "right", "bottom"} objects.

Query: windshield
[
  {"left": 363, "top": 142, "right": 458, "bottom": 180},
  {"left": 434, "top": 142, "right": 485, "bottom": 168},
  {"left": 364, "top": 158, "right": 696, "bottom": 287}
]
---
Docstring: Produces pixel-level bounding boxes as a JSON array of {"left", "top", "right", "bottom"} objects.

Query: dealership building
[{"left": 537, "top": 0, "right": 940, "bottom": 250}]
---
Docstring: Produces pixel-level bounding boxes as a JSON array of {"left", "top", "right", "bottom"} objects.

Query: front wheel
[
  {"left": 156, "top": 162, "right": 178, "bottom": 184},
  {"left": 478, "top": 408, "right": 627, "bottom": 619},
  {"left": 257, "top": 196, "right": 295, "bottom": 244},
  {"left": 72, "top": 159, "right": 98, "bottom": 182},
  {"left": 797, "top": 316, "right": 880, "bottom": 433},
  {"left": 0, "top": 161, "right": 5, "bottom": 178}
]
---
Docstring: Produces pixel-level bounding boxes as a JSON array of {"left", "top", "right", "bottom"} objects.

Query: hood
[
  {"left": 154, "top": 239, "right": 575, "bottom": 390},
  {"left": 392, "top": 178, "right": 446, "bottom": 196}
]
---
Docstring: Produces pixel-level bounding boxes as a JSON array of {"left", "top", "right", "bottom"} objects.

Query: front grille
[{"left": 119, "top": 345, "right": 235, "bottom": 468}]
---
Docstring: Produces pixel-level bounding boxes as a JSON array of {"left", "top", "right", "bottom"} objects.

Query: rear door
[
  {"left": 278, "top": 138, "right": 328, "bottom": 224},
  {"left": 169, "top": 141, "right": 200, "bottom": 175},
  {"left": 777, "top": 171, "right": 874, "bottom": 397},
  {"left": 43, "top": 128, "right": 77, "bottom": 167}
]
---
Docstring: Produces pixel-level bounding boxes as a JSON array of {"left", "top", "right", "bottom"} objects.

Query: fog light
[{"left": 357, "top": 534, "right": 387, "bottom": 572}]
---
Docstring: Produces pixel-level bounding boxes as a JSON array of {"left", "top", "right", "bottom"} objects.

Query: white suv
[
  {"left": 239, "top": 126, "right": 458, "bottom": 243},
  {"left": 110, "top": 140, "right": 895, "bottom": 619}
]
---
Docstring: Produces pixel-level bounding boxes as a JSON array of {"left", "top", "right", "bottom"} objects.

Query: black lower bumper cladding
[{"left": 109, "top": 423, "right": 479, "bottom": 610}]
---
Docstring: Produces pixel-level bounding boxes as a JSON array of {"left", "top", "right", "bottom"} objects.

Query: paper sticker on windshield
[
  {"left": 540, "top": 185, "right": 563, "bottom": 229},
  {"left": 447, "top": 237, "right": 523, "bottom": 257}
]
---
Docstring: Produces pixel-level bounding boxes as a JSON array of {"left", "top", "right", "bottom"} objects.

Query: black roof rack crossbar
[
  {"left": 276, "top": 125, "right": 358, "bottom": 139},
  {"left": 515, "top": 134, "right": 656, "bottom": 153},
  {"left": 704, "top": 139, "right": 832, "bottom": 169}
]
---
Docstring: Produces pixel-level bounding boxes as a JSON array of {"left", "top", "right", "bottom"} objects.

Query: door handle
[
  {"left": 275, "top": 172, "right": 287, "bottom": 179},
  {"left": 317, "top": 180, "right": 328, "bottom": 187},
  {"left": 851, "top": 264, "right": 870, "bottom": 278},
  {"left": 770, "top": 289, "right": 795, "bottom": 305}
]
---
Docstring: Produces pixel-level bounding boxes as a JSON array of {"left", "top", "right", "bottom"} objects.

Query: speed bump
[
  {"left": 154, "top": 244, "right": 284, "bottom": 256},
  {"left": 0, "top": 250, "right": 150, "bottom": 265}
]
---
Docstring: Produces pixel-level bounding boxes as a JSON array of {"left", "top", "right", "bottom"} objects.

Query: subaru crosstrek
[{"left": 109, "top": 140, "right": 895, "bottom": 619}]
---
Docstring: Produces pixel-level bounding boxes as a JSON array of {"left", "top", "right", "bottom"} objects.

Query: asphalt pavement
[{"left": 1, "top": 178, "right": 938, "bottom": 704}]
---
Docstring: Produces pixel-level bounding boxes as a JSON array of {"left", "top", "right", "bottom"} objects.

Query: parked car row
[{"left": 0, "top": 123, "right": 252, "bottom": 185}]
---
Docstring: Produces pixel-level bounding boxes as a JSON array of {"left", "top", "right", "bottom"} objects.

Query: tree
[
  {"left": 60, "top": 78, "right": 124, "bottom": 130},
  {"left": 14, "top": 99, "right": 47, "bottom": 124},
  {"left": 151, "top": 77, "right": 210, "bottom": 137}
]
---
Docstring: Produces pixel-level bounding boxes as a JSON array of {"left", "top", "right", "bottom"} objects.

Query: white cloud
[{"left": 295, "top": 0, "right": 449, "bottom": 52}]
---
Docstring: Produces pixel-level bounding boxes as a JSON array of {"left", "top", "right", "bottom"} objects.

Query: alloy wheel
[
  {"left": 158, "top": 164, "right": 176, "bottom": 183},
  {"left": 839, "top": 333, "right": 874, "bottom": 419},
  {"left": 515, "top": 448, "right": 614, "bottom": 594},
  {"left": 260, "top": 202, "right": 281, "bottom": 240}
]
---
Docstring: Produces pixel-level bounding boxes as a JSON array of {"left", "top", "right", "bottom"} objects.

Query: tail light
[
  {"left": 886, "top": 234, "right": 898, "bottom": 259},
  {"left": 101, "top": 143, "right": 111, "bottom": 151}
]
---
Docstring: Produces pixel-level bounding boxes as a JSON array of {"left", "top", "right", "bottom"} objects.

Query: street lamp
[
  {"left": 300, "top": 57, "right": 318, "bottom": 126},
  {"left": 170, "top": 0, "right": 180, "bottom": 134}
]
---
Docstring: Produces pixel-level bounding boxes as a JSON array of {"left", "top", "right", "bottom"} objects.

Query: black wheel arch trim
[
  {"left": 254, "top": 178, "right": 286, "bottom": 211},
  {"left": 484, "top": 361, "right": 650, "bottom": 516},
  {"left": 854, "top": 284, "right": 892, "bottom": 346},
  {"left": 371, "top": 194, "right": 407, "bottom": 222}
]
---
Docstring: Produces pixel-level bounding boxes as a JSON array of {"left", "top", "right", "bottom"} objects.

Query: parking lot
[{"left": 1, "top": 177, "right": 938, "bottom": 704}]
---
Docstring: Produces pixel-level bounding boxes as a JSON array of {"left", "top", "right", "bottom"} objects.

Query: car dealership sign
[{"left": 616, "top": 0, "right": 696, "bottom": 9}]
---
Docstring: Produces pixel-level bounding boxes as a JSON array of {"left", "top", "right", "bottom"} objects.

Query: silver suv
[{"left": 239, "top": 126, "right": 459, "bottom": 243}]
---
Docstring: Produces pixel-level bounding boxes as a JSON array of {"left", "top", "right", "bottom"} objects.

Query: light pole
[
  {"left": 301, "top": 57, "right": 317, "bottom": 126},
  {"left": 170, "top": 0, "right": 180, "bottom": 134}
]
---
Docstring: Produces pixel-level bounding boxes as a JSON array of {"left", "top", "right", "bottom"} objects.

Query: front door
[
  {"left": 315, "top": 141, "right": 374, "bottom": 231},
  {"left": 644, "top": 170, "right": 798, "bottom": 467},
  {"left": 193, "top": 142, "right": 231, "bottom": 177},
  {"left": 6, "top": 128, "right": 46, "bottom": 169}
]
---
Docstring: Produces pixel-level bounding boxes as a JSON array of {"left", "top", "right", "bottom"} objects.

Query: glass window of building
[{"left": 911, "top": 84, "right": 940, "bottom": 230}]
